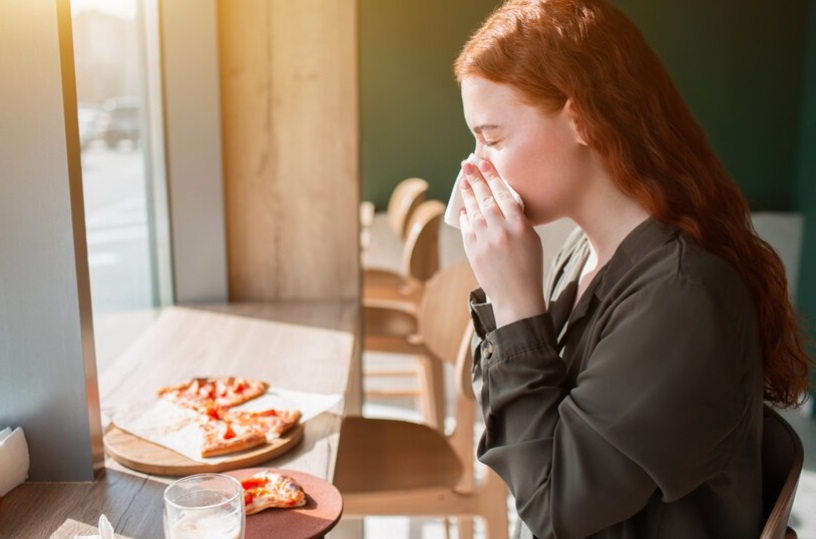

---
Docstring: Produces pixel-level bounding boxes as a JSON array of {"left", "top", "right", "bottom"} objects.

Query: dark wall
[
  {"left": 360, "top": 0, "right": 811, "bottom": 211},
  {"left": 359, "top": 0, "right": 501, "bottom": 207},
  {"left": 613, "top": 1, "right": 810, "bottom": 210},
  {"left": 795, "top": 0, "right": 816, "bottom": 397}
]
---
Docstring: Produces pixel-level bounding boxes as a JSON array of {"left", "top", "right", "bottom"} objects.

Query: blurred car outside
[{"left": 95, "top": 96, "right": 142, "bottom": 150}]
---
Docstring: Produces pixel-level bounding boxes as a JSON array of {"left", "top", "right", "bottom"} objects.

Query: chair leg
[
  {"left": 479, "top": 469, "right": 510, "bottom": 539},
  {"left": 444, "top": 517, "right": 453, "bottom": 539},
  {"left": 456, "top": 516, "right": 474, "bottom": 539},
  {"left": 417, "top": 354, "right": 446, "bottom": 432}
]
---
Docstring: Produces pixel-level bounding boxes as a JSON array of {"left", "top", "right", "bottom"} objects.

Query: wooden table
[{"left": 0, "top": 301, "right": 359, "bottom": 539}]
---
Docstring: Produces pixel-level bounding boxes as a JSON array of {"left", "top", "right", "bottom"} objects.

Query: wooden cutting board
[{"left": 104, "top": 423, "right": 304, "bottom": 476}]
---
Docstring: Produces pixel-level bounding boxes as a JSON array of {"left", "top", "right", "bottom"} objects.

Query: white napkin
[
  {"left": 444, "top": 153, "right": 524, "bottom": 228},
  {"left": 74, "top": 514, "right": 115, "bottom": 539},
  {"left": 0, "top": 426, "right": 30, "bottom": 497}
]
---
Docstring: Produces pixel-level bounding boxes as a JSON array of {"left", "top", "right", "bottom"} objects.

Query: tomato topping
[
  {"left": 241, "top": 477, "right": 268, "bottom": 489},
  {"left": 222, "top": 423, "right": 236, "bottom": 440},
  {"left": 244, "top": 492, "right": 253, "bottom": 505}
]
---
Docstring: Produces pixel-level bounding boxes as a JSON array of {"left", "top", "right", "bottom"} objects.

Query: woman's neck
[
  {"left": 574, "top": 180, "right": 650, "bottom": 274},
  {"left": 570, "top": 191, "right": 648, "bottom": 311}
]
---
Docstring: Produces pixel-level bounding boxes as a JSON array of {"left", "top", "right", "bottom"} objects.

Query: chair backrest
[
  {"left": 760, "top": 405, "right": 804, "bottom": 539},
  {"left": 414, "top": 261, "right": 480, "bottom": 491},
  {"left": 417, "top": 261, "right": 479, "bottom": 366},
  {"left": 449, "top": 324, "right": 478, "bottom": 488},
  {"left": 401, "top": 199, "right": 445, "bottom": 285},
  {"left": 387, "top": 177, "right": 428, "bottom": 240}
]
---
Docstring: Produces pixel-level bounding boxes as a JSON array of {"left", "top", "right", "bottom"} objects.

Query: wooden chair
[
  {"left": 336, "top": 262, "right": 509, "bottom": 539},
  {"left": 386, "top": 177, "right": 429, "bottom": 241},
  {"left": 360, "top": 177, "right": 428, "bottom": 265},
  {"left": 363, "top": 198, "right": 444, "bottom": 308},
  {"left": 362, "top": 199, "right": 447, "bottom": 429},
  {"left": 760, "top": 405, "right": 804, "bottom": 539}
]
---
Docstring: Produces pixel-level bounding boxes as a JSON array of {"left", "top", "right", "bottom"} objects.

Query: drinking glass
[{"left": 163, "top": 473, "right": 245, "bottom": 539}]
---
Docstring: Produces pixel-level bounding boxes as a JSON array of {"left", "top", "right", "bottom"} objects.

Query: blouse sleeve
[{"left": 470, "top": 270, "right": 759, "bottom": 538}]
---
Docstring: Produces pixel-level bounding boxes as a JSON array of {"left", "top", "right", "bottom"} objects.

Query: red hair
[{"left": 455, "top": 0, "right": 811, "bottom": 407}]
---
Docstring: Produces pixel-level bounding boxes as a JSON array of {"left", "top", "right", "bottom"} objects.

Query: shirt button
[{"left": 483, "top": 340, "right": 495, "bottom": 357}]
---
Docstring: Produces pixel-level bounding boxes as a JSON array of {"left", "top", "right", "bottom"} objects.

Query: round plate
[
  {"left": 104, "top": 423, "right": 304, "bottom": 475},
  {"left": 226, "top": 468, "right": 344, "bottom": 539}
]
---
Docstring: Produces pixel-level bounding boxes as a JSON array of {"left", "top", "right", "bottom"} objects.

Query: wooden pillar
[{"left": 219, "top": 0, "right": 360, "bottom": 301}]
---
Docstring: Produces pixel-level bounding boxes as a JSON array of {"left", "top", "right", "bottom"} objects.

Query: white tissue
[
  {"left": 444, "top": 153, "right": 524, "bottom": 229},
  {"left": 0, "top": 426, "right": 29, "bottom": 497},
  {"left": 74, "top": 514, "right": 115, "bottom": 539}
]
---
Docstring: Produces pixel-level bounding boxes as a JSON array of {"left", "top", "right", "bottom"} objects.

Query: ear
[{"left": 563, "top": 98, "right": 589, "bottom": 146}]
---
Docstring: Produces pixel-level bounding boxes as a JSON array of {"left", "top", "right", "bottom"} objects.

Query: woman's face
[{"left": 460, "top": 76, "right": 593, "bottom": 225}]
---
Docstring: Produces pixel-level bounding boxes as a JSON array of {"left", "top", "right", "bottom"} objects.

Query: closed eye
[{"left": 472, "top": 125, "right": 501, "bottom": 148}]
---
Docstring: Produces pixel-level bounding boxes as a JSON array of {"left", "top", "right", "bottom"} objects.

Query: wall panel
[
  {"left": 219, "top": 0, "right": 359, "bottom": 301},
  {"left": 0, "top": 0, "right": 102, "bottom": 481}
]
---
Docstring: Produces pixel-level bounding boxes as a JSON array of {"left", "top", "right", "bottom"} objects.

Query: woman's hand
[{"left": 459, "top": 158, "right": 547, "bottom": 327}]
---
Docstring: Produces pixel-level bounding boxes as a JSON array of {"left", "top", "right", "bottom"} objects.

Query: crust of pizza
[{"left": 241, "top": 470, "right": 307, "bottom": 515}]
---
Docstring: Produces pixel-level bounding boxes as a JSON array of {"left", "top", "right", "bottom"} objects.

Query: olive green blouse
[{"left": 470, "top": 218, "right": 764, "bottom": 538}]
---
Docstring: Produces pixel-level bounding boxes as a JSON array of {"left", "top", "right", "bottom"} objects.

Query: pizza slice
[
  {"left": 223, "top": 407, "right": 302, "bottom": 440},
  {"left": 240, "top": 470, "right": 307, "bottom": 514},
  {"left": 212, "top": 377, "right": 269, "bottom": 408},
  {"left": 151, "top": 376, "right": 306, "bottom": 457},
  {"left": 157, "top": 376, "right": 269, "bottom": 414},
  {"left": 197, "top": 417, "right": 267, "bottom": 458}
]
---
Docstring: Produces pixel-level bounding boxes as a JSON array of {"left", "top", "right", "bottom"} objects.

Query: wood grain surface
[
  {"left": 0, "top": 303, "right": 358, "bottom": 539},
  {"left": 219, "top": 0, "right": 359, "bottom": 302},
  {"left": 104, "top": 423, "right": 305, "bottom": 476}
]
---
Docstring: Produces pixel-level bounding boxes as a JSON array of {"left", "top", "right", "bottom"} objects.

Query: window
[{"left": 71, "top": 0, "right": 171, "bottom": 367}]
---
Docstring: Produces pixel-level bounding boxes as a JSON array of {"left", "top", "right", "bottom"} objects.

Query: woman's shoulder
[{"left": 628, "top": 226, "right": 757, "bottom": 322}]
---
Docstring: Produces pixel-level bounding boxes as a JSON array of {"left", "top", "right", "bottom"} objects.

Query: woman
[{"left": 453, "top": 0, "right": 811, "bottom": 537}]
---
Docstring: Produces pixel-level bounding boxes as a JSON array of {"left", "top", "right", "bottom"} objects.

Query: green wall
[
  {"left": 360, "top": 0, "right": 811, "bottom": 211},
  {"left": 359, "top": 0, "right": 501, "bottom": 207},
  {"left": 612, "top": 0, "right": 810, "bottom": 211}
]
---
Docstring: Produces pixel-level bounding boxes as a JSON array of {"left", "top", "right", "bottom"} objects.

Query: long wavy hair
[{"left": 455, "top": 0, "right": 811, "bottom": 407}]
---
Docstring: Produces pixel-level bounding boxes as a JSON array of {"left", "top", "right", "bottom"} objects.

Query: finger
[
  {"left": 458, "top": 207, "right": 475, "bottom": 242},
  {"left": 459, "top": 175, "right": 486, "bottom": 232},
  {"left": 477, "top": 159, "right": 523, "bottom": 218},
  {"left": 458, "top": 207, "right": 481, "bottom": 265},
  {"left": 461, "top": 160, "right": 504, "bottom": 224}
]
